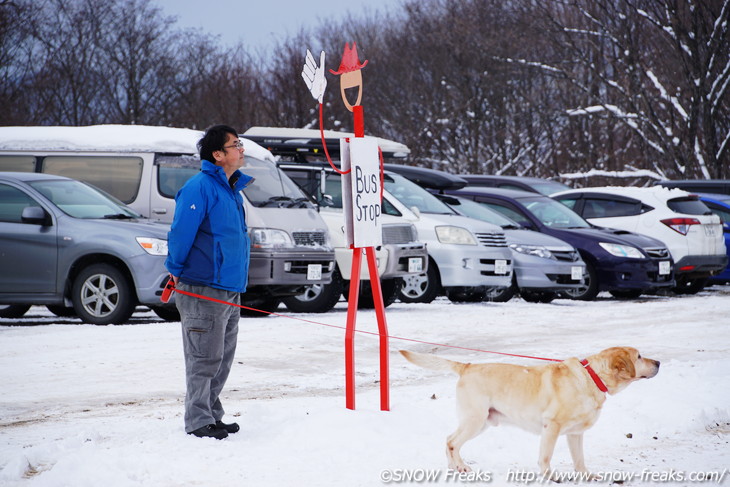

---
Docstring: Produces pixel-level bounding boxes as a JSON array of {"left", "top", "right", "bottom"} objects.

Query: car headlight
[
  {"left": 599, "top": 242, "right": 644, "bottom": 259},
  {"left": 136, "top": 237, "right": 168, "bottom": 256},
  {"left": 251, "top": 228, "right": 293, "bottom": 249},
  {"left": 509, "top": 243, "right": 553, "bottom": 259},
  {"left": 435, "top": 226, "right": 477, "bottom": 245}
]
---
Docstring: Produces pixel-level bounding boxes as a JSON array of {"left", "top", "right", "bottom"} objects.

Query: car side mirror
[
  {"left": 321, "top": 194, "right": 335, "bottom": 207},
  {"left": 21, "top": 206, "right": 51, "bottom": 226},
  {"left": 320, "top": 170, "right": 327, "bottom": 195}
]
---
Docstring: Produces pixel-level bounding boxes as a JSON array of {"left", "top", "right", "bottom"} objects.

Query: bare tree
[
  {"left": 0, "top": 0, "right": 38, "bottom": 125},
  {"left": 22, "top": 0, "right": 114, "bottom": 125},
  {"left": 534, "top": 0, "right": 730, "bottom": 180},
  {"left": 98, "top": 0, "right": 179, "bottom": 124}
]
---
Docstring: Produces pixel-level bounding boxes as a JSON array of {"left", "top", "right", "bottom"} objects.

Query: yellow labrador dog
[{"left": 400, "top": 347, "right": 659, "bottom": 477}]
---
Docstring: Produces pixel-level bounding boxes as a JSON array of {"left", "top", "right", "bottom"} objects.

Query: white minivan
[{"left": 0, "top": 125, "right": 336, "bottom": 314}]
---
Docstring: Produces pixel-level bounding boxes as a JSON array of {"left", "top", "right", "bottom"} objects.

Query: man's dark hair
[{"left": 198, "top": 125, "right": 238, "bottom": 163}]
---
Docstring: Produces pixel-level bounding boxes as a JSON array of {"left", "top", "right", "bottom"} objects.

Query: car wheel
[
  {"left": 282, "top": 269, "right": 343, "bottom": 313},
  {"left": 240, "top": 296, "right": 281, "bottom": 316},
  {"left": 609, "top": 289, "right": 643, "bottom": 299},
  {"left": 71, "top": 263, "right": 136, "bottom": 325},
  {"left": 561, "top": 262, "right": 599, "bottom": 301},
  {"left": 0, "top": 304, "right": 31, "bottom": 318},
  {"left": 398, "top": 263, "right": 441, "bottom": 304},
  {"left": 46, "top": 305, "right": 76, "bottom": 317},
  {"left": 673, "top": 277, "right": 707, "bottom": 295},
  {"left": 520, "top": 290, "right": 556, "bottom": 303},
  {"left": 149, "top": 304, "right": 181, "bottom": 321},
  {"left": 485, "top": 275, "right": 517, "bottom": 302},
  {"left": 344, "top": 278, "right": 402, "bottom": 309}
]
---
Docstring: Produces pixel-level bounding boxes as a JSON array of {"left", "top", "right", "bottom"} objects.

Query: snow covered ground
[{"left": 1, "top": 287, "right": 729, "bottom": 486}]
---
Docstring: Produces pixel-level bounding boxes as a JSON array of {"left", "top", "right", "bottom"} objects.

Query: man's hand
[{"left": 301, "top": 49, "right": 327, "bottom": 103}]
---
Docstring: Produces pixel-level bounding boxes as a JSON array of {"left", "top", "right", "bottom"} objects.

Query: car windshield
[
  {"left": 443, "top": 195, "right": 519, "bottom": 228},
  {"left": 157, "top": 155, "right": 314, "bottom": 209},
  {"left": 383, "top": 173, "right": 455, "bottom": 215},
  {"left": 521, "top": 196, "right": 591, "bottom": 228},
  {"left": 241, "top": 157, "right": 314, "bottom": 208},
  {"left": 29, "top": 179, "right": 140, "bottom": 219}
]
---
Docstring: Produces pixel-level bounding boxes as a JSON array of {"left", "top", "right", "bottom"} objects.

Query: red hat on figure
[{"left": 329, "top": 42, "right": 369, "bottom": 75}]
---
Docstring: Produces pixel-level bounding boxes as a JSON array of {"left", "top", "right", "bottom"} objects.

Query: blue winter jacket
[{"left": 165, "top": 160, "right": 253, "bottom": 293}]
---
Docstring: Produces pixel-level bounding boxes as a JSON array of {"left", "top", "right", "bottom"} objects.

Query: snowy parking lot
[{"left": 1, "top": 287, "right": 729, "bottom": 486}]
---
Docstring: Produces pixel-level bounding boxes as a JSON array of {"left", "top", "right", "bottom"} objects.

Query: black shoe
[
  {"left": 188, "top": 424, "right": 228, "bottom": 440},
  {"left": 215, "top": 420, "right": 240, "bottom": 434}
]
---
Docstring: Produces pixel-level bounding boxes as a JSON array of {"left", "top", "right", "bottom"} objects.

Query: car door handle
[{"left": 152, "top": 208, "right": 168, "bottom": 214}]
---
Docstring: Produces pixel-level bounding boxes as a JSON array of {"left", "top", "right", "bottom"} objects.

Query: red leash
[{"left": 163, "top": 279, "right": 608, "bottom": 393}]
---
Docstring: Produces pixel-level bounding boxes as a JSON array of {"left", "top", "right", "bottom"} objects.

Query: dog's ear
[{"left": 610, "top": 350, "right": 636, "bottom": 380}]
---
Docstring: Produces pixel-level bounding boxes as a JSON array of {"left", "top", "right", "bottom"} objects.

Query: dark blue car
[
  {"left": 447, "top": 187, "right": 675, "bottom": 300},
  {"left": 697, "top": 193, "right": 730, "bottom": 284}
]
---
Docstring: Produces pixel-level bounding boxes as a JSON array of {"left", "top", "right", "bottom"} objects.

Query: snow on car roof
[{"left": 0, "top": 124, "right": 275, "bottom": 162}]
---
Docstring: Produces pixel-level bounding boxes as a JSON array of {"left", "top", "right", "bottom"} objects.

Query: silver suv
[{"left": 0, "top": 172, "right": 172, "bottom": 324}]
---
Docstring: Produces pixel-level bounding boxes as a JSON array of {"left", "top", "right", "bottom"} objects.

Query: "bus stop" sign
[{"left": 341, "top": 137, "right": 382, "bottom": 249}]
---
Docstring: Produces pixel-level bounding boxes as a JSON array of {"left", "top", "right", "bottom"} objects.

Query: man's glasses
[{"left": 222, "top": 141, "right": 244, "bottom": 150}]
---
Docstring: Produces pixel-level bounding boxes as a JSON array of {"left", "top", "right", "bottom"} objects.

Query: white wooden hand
[{"left": 301, "top": 49, "right": 327, "bottom": 103}]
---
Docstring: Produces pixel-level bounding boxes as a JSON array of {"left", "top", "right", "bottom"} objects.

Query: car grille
[
  {"left": 475, "top": 232, "right": 508, "bottom": 247},
  {"left": 645, "top": 247, "right": 670, "bottom": 259},
  {"left": 287, "top": 260, "right": 328, "bottom": 274},
  {"left": 292, "top": 231, "right": 327, "bottom": 247},
  {"left": 382, "top": 224, "right": 417, "bottom": 244},
  {"left": 479, "top": 258, "right": 512, "bottom": 276},
  {"left": 551, "top": 249, "right": 581, "bottom": 262}
]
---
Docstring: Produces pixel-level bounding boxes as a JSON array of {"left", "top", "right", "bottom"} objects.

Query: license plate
[
  {"left": 704, "top": 225, "right": 717, "bottom": 236},
  {"left": 307, "top": 264, "right": 322, "bottom": 280},
  {"left": 494, "top": 259, "right": 508, "bottom": 275},
  {"left": 658, "top": 261, "right": 671, "bottom": 275},
  {"left": 571, "top": 266, "right": 583, "bottom": 280},
  {"left": 408, "top": 257, "right": 423, "bottom": 273}
]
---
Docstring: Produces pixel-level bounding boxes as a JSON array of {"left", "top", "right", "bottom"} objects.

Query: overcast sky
[{"left": 154, "top": 0, "right": 398, "bottom": 55}]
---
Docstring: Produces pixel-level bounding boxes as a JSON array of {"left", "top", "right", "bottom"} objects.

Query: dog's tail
[{"left": 399, "top": 350, "right": 467, "bottom": 375}]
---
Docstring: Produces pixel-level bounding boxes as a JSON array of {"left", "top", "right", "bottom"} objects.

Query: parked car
[
  {"left": 436, "top": 193, "right": 586, "bottom": 303},
  {"left": 380, "top": 172, "right": 514, "bottom": 303},
  {"left": 0, "top": 125, "right": 336, "bottom": 314},
  {"left": 446, "top": 187, "right": 675, "bottom": 300},
  {"left": 274, "top": 161, "right": 428, "bottom": 312},
  {"left": 553, "top": 186, "right": 727, "bottom": 294},
  {"left": 458, "top": 174, "right": 572, "bottom": 195},
  {"left": 695, "top": 193, "right": 730, "bottom": 284},
  {"left": 656, "top": 179, "right": 730, "bottom": 196},
  {"left": 0, "top": 172, "right": 172, "bottom": 324}
]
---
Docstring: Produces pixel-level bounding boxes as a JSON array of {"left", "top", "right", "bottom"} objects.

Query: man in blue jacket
[{"left": 166, "top": 125, "right": 253, "bottom": 439}]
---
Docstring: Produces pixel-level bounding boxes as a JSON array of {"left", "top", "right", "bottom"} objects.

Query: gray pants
[{"left": 176, "top": 283, "right": 240, "bottom": 433}]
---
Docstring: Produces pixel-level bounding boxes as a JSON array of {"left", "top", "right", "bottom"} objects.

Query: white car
[{"left": 554, "top": 186, "right": 727, "bottom": 293}]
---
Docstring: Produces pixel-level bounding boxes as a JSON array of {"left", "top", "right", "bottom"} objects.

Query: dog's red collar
[{"left": 580, "top": 360, "right": 608, "bottom": 393}]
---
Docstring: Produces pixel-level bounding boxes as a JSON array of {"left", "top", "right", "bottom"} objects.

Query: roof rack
[{"left": 242, "top": 126, "right": 410, "bottom": 162}]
